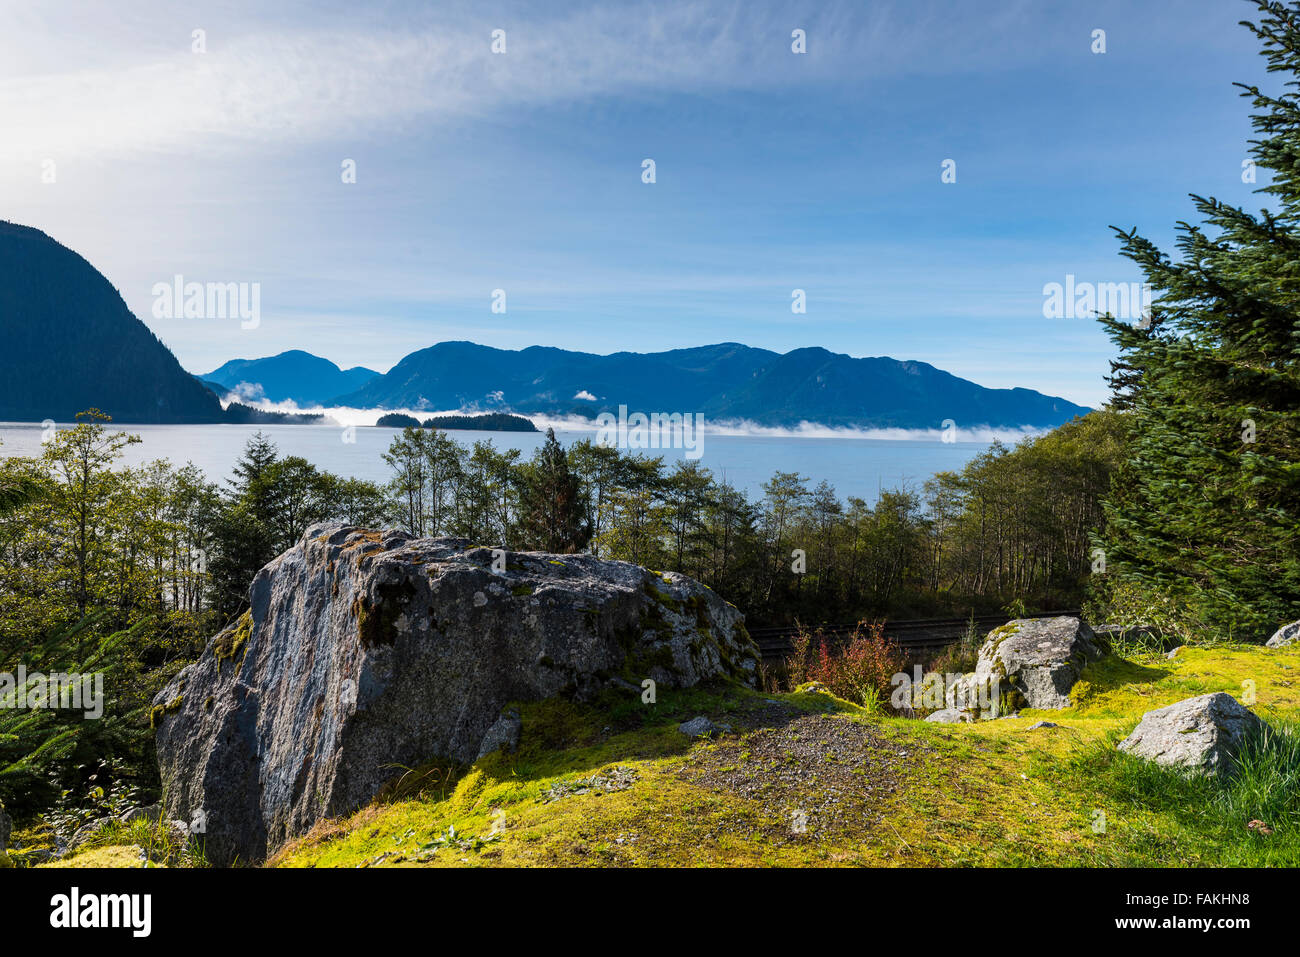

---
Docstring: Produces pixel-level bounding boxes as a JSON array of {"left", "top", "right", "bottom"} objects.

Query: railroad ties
[{"left": 748, "top": 611, "right": 1083, "bottom": 664}]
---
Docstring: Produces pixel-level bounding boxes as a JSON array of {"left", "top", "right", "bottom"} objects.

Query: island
[{"left": 373, "top": 411, "right": 539, "bottom": 432}]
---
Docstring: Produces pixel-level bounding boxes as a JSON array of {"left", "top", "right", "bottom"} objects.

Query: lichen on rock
[{"left": 944, "top": 615, "right": 1106, "bottom": 717}]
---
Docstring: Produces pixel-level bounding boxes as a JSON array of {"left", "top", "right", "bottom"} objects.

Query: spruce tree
[{"left": 1098, "top": 0, "right": 1300, "bottom": 638}]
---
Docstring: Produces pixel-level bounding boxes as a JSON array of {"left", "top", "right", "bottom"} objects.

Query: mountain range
[
  {"left": 323, "top": 341, "right": 1090, "bottom": 430},
  {"left": 203, "top": 351, "right": 377, "bottom": 406},
  {"left": 0, "top": 222, "right": 1091, "bottom": 429}
]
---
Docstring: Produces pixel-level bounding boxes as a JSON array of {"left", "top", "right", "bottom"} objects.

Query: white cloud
[{"left": 0, "top": 0, "right": 1043, "bottom": 165}]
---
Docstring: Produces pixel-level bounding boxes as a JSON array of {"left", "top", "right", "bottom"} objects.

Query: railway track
[{"left": 748, "top": 610, "right": 1083, "bottom": 663}]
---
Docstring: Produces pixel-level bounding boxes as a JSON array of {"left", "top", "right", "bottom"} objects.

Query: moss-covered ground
[{"left": 42, "top": 643, "right": 1300, "bottom": 868}]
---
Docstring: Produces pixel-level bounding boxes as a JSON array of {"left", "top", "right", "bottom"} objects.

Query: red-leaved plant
[{"left": 785, "top": 621, "right": 905, "bottom": 711}]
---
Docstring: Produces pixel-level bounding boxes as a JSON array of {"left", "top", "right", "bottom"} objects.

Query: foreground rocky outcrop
[
  {"left": 154, "top": 524, "right": 760, "bottom": 865},
  {"left": 1118, "top": 693, "right": 1268, "bottom": 775},
  {"left": 944, "top": 616, "right": 1106, "bottom": 718}
]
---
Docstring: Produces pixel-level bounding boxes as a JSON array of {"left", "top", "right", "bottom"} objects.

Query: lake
[{"left": 0, "top": 422, "right": 996, "bottom": 503}]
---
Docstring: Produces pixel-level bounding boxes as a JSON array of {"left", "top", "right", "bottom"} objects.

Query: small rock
[
  {"left": 678, "top": 716, "right": 717, "bottom": 738},
  {"left": 1166, "top": 646, "right": 1184, "bottom": 659},
  {"left": 69, "top": 818, "right": 109, "bottom": 850},
  {"left": 1027, "top": 721, "right": 1058, "bottom": 730},
  {"left": 796, "top": 681, "right": 833, "bottom": 696},
  {"left": 119, "top": 804, "right": 162, "bottom": 826},
  {"left": 476, "top": 709, "right": 522, "bottom": 760},
  {"left": 1266, "top": 620, "right": 1300, "bottom": 648},
  {"left": 924, "top": 708, "right": 973, "bottom": 724},
  {"left": 1118, "top": 692, "right": 1268, "bottom": 775}
]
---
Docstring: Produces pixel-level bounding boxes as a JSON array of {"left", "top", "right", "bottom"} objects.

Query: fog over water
[{"left": 0, "top": 416, "right": 1016, "bottom": 504}]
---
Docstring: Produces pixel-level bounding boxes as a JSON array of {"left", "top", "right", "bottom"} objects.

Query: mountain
[
  {"left": 203, "top": 351, "right": 378, "bottom": 407},
  {"left": 331, "top": 341, "right": 1091, "bottom": 429},
  {"left": 0, "top": 222, "right": 227, "bottom": 423}
]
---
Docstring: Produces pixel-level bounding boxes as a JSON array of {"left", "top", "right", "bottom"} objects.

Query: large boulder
[
  {"left": 1118, "top": 692, "right": 1268, "bottom": 775},
  {"left": 154, "top": 524, "right": 759, "bottom": 864},
  {"left": 945, "top": 616, "right": 1105, "bottom": 716},
  {"left": 1266, "top": 620, "right": 1300, "bottom": 648}
]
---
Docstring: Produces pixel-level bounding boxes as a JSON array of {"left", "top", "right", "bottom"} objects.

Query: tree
[
  {"left": 41, "top": 410, "right": 141, "bottom": 625},
  {"left": 208, "top": 436, "right": 280, "bottom": 617},
  {"left": 517, "top": 429, "right": 591, "bottom": 553},
  {"left": 1097, "top": 1, "right": 1300, "bottom": 638},
  {"left": 383, "top": 427, "right": 429, "bottom": 535}
]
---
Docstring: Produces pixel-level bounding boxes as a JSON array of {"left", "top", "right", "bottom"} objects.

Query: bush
[{"left": 785, "top": 621, "right": 905, "bottom": 710}]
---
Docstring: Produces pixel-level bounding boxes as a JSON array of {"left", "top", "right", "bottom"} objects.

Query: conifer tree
[{"left": 1098, "top": 0, "right": 1300, "bottom": 637}]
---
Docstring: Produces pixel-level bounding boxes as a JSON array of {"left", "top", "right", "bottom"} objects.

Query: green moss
[
  {"left": 630, "top": 644, "right": 677, "bottom": 675},
  {"left": 92, "top": 643, "right": 1300, "bottom": 870},
  {"left": 149, "top": 694, "right": 185, "bottom": 729},
  {"left": 512, "top": 585, "right": 535, "bottom": 597},
  {"left": 354, "top": 582, "right": 413, "bottom": 648},
  {"left": 643, "top": 580, "right": 680, "bottom": 612},
  {"left": 214, "top": 612, "right": 253, "bottom": 668}
]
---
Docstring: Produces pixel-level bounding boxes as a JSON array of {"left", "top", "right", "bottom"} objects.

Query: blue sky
[{"left": 0, "top": 0, "right": 1275, "bottom": 407}]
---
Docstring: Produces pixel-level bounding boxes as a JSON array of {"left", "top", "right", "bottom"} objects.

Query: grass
[{"left": 38, "top": 643, "right": 1300, "bottom": 868}]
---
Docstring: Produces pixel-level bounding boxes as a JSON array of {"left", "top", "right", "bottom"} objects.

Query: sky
[{"left": 0, "top": 0, "right": 1278, "bottom": 408}]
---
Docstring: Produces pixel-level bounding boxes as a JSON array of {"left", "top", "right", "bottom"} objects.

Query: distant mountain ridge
[
  {"left": 329, "top": 341, "right": 1091, "bottom": 430},
  {"left": 0, "top": 221, "right": 1089, "bottom": 431},
  {"left": 204, "top": 351, "right": 378, "bottom": 406}
]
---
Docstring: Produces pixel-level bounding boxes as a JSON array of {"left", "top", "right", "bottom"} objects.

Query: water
[{"left": 0, "top": 422, "right": 993, "bottom": 503}]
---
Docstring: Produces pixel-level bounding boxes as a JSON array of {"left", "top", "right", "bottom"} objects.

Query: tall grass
[
  {"left": 926, "top": 613, "right": 982, "bottom": 676},
  {"left": 1063, "top": 718, "right": 1300, "bottom": 865}
]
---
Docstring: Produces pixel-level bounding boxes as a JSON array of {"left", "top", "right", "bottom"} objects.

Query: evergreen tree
[
  {"left": 208, "top": 435, "right": 280, "bottom": 617},
  {"left": 517, "top": 429, "right": 591, "bottom": 553},
  {"left": 1098, "top": 0, "right": 1300, "bottom": 637}
]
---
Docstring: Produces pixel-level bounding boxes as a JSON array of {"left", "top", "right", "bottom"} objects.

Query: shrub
[{"left": 784, "top": 621, "right": 904, "bottom": 710}]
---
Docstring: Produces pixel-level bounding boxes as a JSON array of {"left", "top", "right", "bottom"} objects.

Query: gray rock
[
  {"left": 153, "top": 524, "right": 759, "bottom": 865},
  {"left": 0, "top": 801, "right": 10, "bottom": 852},
  {"left": 1166, "top": 646, "right": 1184, "bottom": 659},
  {"left": 678, "top": 716, "right": 717, "bottom": 738},
  {"left": 924, "top": 708, "right": 974, "bottom": 724},
  {"left": 1266, "top": 620, "right": 1300, "bottom": 648},
  {"left": 1118, "top": 692, "right": 1268, "bottom": 775},
  {"left": 947, "top": 616, "right": 1105, "bottom": 715},
  {"left": 1094, "top": 623, "right": 1157, "bottom": 642},
  {"left": 476, "top": 709, "right": 522, "bottom": 760},
  {"left": 1027, "top": 720, "right": 1058, "bottom": 730},
  {"left": 69, "top": 819, "right": 108, "bottom": 850},
  {"left": 119, "top": 804, "right": 162, "bottom": 826}
]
